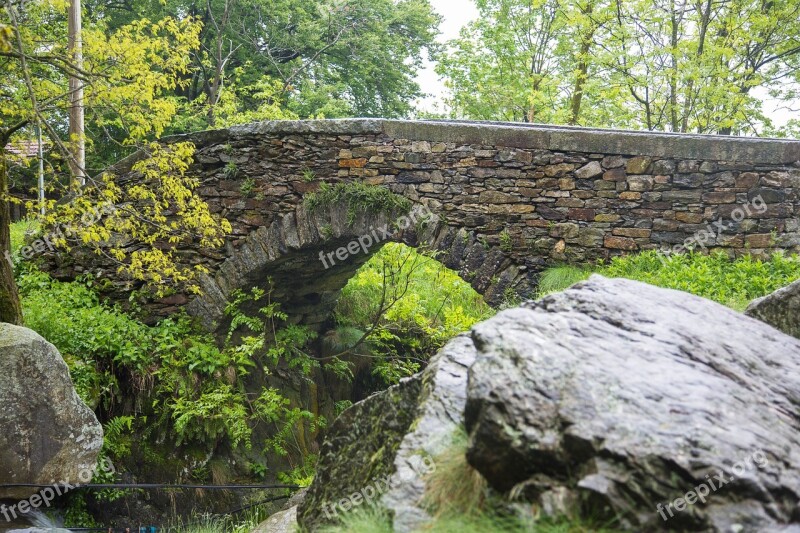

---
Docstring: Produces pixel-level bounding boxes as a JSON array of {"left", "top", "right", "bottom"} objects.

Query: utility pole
[
  {"left": 68, "top": 0, "right": 85, "bottom": 187},
  {"left": 36, "top": 121, "right": 45, "bottom": 215}
]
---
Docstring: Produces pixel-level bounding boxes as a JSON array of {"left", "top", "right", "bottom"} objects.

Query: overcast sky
[{"left": 414, "top": 0, "right": 479, "bottom": 115}]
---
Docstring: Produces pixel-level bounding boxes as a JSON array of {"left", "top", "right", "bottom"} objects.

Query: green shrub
[
  {"left": 537, "top": 250, "right": 800, "bottom": 311},
  {"left": 18, "top": 267, "right": 321, "bottom": 458}
]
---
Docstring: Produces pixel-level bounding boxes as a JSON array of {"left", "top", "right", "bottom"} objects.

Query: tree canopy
[
  {"left": 90, "top": 0, "right": 442, "bottom": 131},
  {"left": 438, "top": 0, "right": 800, "bottom": 135}
]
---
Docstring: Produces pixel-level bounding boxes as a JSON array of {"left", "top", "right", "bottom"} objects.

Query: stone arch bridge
[{"left": 49, "top": 119, "right": 800, "bottom": 332}]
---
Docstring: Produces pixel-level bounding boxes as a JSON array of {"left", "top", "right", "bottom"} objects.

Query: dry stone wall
[{"left": 48, "top": 119, "right": 800, "bottom": 328}]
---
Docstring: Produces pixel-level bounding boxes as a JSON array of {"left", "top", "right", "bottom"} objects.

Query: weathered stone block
[
  {"left": 575, "top": 161, "right": 603, "bottom": 179},
  {"left": 746, "top": 234, "right": 774, "bottom": 248},
  {"left": 603, "top": 168, "right": 626, "bottom": 181},
  {"left": 612, "top": 227, "right": 651, "bottom": 238},
  {"left": 627, "top": 175, "right": 654, "bottom": 192},
  {"left": 339, "top": 157, "right": 367, "bottom": 168},
  {"left": 601, "top": 155, "right": 626, "bottom": 168},
  {"left": 675, "top": 211, "right": 704, "bottom": 224},
  {"left": 604, "top": 235, "right": 637, "bottom": 250},
  {"left": 619, "top": 191, "right": 642, "bottom": 200},
  {"left": 550, "top": 222, "right": 580, "bottom": 239},
  {"left": 544, "top": 163, "right": 575, "bottom": 177},
  {"left": 568, "top": 208, "right": 596, "bottom": 221},
  {"left": 703, "top": 191, "right": 737, "bottom": 204},
  {"left": 673, "top": 173, "right": 704, "bottom": 188},
  {"left": 625, "top": 156, "right": 652, "bottom": 174}
]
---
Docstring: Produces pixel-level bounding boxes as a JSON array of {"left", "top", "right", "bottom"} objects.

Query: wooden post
[{"left": 68, "top": 0, "right": 85, "bottom": 187}]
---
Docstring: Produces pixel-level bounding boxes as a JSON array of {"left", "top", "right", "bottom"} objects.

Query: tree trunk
[
  {"left": 0, "top": 151, "right": 23, "bottom": 325},
  {"left": 569, "top": 2, "right": 596, "bottom": 126}
]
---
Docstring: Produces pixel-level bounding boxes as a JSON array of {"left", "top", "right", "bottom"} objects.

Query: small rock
[
  {"left": 625, "top": 156, "right": 652, "bottom": 174},
  {"left": 745, "top": 278, "right": 800, "bottom": 339}
]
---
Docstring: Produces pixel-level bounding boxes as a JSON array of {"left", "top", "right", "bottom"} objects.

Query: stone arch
[{"left": 186, "top": 200, "right": 533, "bottom": 334}]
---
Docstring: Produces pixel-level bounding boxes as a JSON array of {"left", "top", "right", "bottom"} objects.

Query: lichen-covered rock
[
  {"left": 465, "top": 275, "right": 800, "bottom": 531},
  {"left": 297, "top": 374, "right": 422, "bottom": 532},
  {"left": 297, "top": 335, "right": 476, "bottom": 532},
  {"left": 0, "top": 324, "right": 103, "bottom": 500},
  {"left": 745, "top": 278, "right": 800, "bottom": 339}
]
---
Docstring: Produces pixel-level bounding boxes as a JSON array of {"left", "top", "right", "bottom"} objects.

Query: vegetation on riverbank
[{"left": 538, "top": 250, "right": 800, "bottom": 311}]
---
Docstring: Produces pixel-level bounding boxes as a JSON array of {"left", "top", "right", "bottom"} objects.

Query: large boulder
[
  {"left": 745, "top": 278, "right": 800, "bottom": 339},
  {"left": 0, "top": 324, "right": 104, "bottom": 501},
  {"left": 298, "top": 335, "right": 475, "bottom": 532},
  {"left": 466, "top": 275, "right": 800, "bottom": 531}
]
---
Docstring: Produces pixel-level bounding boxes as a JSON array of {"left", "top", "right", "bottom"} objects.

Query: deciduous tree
[{"left": 0, "top": 0, "right": 229, "bottom": 322}]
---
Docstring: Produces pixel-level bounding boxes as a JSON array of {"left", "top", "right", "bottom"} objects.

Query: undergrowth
[
  {"left": 333, "top": 242, "right": 493, "bottom": 384},
  {"left": 11, "top": 222, "right": 322, "bottom": 495},
  {"left": 538, "top": 250, "right": 800, "bottom": 311}
]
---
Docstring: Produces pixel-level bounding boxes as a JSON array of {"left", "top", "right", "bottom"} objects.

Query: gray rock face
[
  {"left": 298, "top": 335, "right": 476, "bottom": 532},
  {"left": 745, "top": 278, "right": 800, "bottom": 339},
  {"left": 380, "top": 335, "right": 476, "bottom": 533},
  {"left": 465, "top": 275, "right": 800, "bottom": 531},
  {"left": 250, "top": 506, "right": 297, "bottom": 533},
  {"left": 0, "top": 324, "right": 104, "bottom": 500}
]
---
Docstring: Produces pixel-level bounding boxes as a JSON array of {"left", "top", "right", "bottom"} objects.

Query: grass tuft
[
  {"left": 317, "top": 505, "right": 393, "bottom": 533},
  {"left": 304, "top": 182, "right": 412, "bottom": 226},
  {"left": 536, "top": 265, "right": 591, "bottom": 297},
  {"left": 423, "top": 427, "right": 487, "bottom": 517}
]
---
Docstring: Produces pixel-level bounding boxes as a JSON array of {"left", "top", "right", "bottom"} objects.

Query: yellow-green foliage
[
  {"left": 335, "top": 243, "right": 494, "bottom": 384},
  {"left": 32, "top": 143, "right": 231, "bottom": 296},
  {"left": 538, "top": 250, "right": 800, "bottom": 311},
  {"left": 3, "top": 1, "right": 200, "bottom": 141},
  {"left": 0, "top": 24, "right": 10, "bottom": 52}
]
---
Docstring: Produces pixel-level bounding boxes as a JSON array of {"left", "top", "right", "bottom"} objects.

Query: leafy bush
[
  {"left": 537, "top": 250, "right": 800, "bottom": 311},
  {"left": 335, "top": 243, "right": 493, "bottom": 384},
  {"left": 15, "top": 248, "right": 322, "bottom": 459}
]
